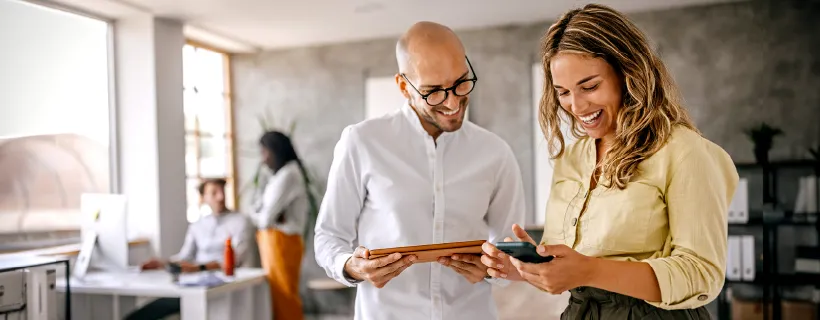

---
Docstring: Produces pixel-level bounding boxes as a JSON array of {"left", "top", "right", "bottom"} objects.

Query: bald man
[{"left": 314, "top": 22, "right": 525, "bottom": 320}]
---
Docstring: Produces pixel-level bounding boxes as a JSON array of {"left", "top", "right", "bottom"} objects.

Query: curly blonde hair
[{"left": 539, "top": 3, "right": 698, "bottom": 189}]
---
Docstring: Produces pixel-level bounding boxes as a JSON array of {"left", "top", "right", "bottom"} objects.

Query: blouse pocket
[
  {"left": 583, "top": 182, "right": 664, "bottom": 253},
  {"left": 542, "top": 180, "right": 582, "bottom": 244}
]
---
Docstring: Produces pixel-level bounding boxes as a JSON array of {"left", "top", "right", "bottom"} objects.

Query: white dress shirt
[
  {"left": 173, "top": 211, "right": 255, "bottom": 266},
  {"left": 252, "top": 161, "right": 309, "bottom": 236},
  {"left": 314, "top": 102, "right": 526, "bottom": 320}
]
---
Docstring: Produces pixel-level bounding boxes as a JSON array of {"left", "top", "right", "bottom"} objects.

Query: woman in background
[
  {"left": 482, "top": 4, "right": 738, "bottom": 319},
  {"left": 254, "top": 131, "right": 310, "bottom": 320}
]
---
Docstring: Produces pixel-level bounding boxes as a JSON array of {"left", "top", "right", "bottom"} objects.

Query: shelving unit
[
  {"left": 0, "top": 255, "right": 72, "bottom": 319},
  {"left": 719, "top": 160, "right": 819, "bottom": 320}
]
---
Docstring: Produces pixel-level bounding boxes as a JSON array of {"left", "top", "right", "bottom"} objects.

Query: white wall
[
  {"left": 365, "top": 77, "right": 405, "bottom": 119},
  {"left": 0, "top": 0, "right": 109, "bottom": 145},
  {"left": 532, "top": 63, "right": 576, "bottom": 226}
]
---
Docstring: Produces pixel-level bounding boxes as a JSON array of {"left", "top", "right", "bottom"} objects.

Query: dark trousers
[
  {"left": 124, "top": 298, "right": 180, "bottom": 320},
  {"left": 561, "top": 287, "right": 711, "bottom": 320}
]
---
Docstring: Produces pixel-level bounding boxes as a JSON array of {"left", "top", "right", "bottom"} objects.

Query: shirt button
[
  {"left": 697, "top": 295, "right": 708, "bottom": 301},
  {"left": 571, "top": 218, "right": 578, "bottom": 226}
]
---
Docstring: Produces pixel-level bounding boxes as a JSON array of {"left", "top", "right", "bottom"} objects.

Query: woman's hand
[
  {"left": 509, "top": 244, "right": 598, "bottom": 294},
  {"left": 480, "top": 224, "right": 537, "bottom": 281}
]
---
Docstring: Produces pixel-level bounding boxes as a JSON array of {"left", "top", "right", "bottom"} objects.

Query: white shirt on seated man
[
  {"left": 314, "top": 21, "right": 526, "bottom": 320},
  {"left": 127, "top": 178, "right": 256, "bottom": 320}
]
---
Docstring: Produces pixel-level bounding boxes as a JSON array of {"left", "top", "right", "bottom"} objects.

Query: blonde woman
[{"left": 482, "top": 4, "right": 738, "bottom": 319}]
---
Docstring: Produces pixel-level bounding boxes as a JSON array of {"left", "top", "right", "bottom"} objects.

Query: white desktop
[{"left": 74, "top": 193, "right": 129, "bottom": 278}]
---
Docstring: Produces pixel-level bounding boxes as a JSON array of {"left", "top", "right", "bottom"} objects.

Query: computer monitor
[{"left": 74, "top": 193, "right": 128, "bottom": 278}]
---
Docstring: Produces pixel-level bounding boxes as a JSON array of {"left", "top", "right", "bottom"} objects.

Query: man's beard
[{"left": 421, "top": 98, "right": 468, "bottom": 132}]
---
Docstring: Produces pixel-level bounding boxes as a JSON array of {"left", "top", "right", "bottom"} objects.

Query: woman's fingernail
[
  {"left": 537, "top": 246, "right": 546, "bottom": 253},
  {"left": 501, "top": 273, "right": 508, "bottom": 278},
  {"left": 497, "top": 264, "right": 504, "bottom": 269}
]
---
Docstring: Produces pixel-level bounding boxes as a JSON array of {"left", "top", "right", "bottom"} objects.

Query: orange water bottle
[{"left": 223, "top": 237, "right": 235, "bottom": 276}]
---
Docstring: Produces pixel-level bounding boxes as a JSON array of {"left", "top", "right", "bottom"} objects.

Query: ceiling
[{"left": 50, "top": 0, "right": 744, "bottom": 52}]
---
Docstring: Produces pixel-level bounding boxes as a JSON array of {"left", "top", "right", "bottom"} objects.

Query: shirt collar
[{"left": 401, "top": 101, "right": 428, "bottom": 137}]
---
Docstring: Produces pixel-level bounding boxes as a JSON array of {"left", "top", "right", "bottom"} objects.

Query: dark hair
[
  {"left": 259, "top": 131, "right": 301, "bottom": 172},
  {"left": 198, "top": 178, "right": 227, "bottom": 196}
]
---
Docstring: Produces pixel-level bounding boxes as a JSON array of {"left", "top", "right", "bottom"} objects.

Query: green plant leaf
[{"left": 288, "top": 121, "right": 297, "bottom": 136}]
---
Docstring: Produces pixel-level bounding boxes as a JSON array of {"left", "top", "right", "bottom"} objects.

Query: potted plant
[
  {"left": 744, "top": 122, "right": 783, "bottom": 165},
  {"left": 239, "top": 112, "right": 322, "bottom": 244},
  {"left": 744, "top": 122, "right": 783, "bottom": 205}
]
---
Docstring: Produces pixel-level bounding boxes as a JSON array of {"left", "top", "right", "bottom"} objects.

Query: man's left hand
[
  {"left": 438, "top": 254, "right": 488, "bottom": 284},
  {"left": 178, "top": 261, "right": 201, "bottom": 273}
]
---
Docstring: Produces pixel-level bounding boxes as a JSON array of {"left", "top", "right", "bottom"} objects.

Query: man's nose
[{"left": 442, "top": 91, "right": 460, "bottom": 109}]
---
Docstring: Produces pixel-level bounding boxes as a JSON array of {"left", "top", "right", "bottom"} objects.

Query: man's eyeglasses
[{"left": 401, "top": 56, "right": 478, "bottom": 106}]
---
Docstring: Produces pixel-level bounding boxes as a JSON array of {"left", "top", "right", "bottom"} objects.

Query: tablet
[{"left": 368, "top": 240, "right": 487, "bottom": 263}]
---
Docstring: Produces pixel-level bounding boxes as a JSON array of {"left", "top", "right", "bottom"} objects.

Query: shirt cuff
[
  {"left": 644, "top": 259, "right": 714, "bottom": 310},
  {"left": 334, "top": 253, "right": 360, "bottom": 287}
]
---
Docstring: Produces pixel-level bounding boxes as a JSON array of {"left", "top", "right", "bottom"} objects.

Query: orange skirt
[{"left": 257, "top": 229, "right": 304, "bottom": 320}]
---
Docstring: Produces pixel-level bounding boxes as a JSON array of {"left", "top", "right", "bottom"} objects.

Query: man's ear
[{"left": 395, "top": 73, "right": 411, "bottom": 99}]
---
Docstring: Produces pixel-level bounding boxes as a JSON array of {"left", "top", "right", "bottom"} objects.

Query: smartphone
[{"left": 495, "top": 242, "right": 554, "bottom": 263}]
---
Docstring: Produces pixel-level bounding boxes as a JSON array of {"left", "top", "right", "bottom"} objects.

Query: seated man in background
[{"left": 126, "top": 178, "right": 256, "bottom": 320}]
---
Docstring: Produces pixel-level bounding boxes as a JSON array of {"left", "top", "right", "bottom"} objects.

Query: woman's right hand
[{"left": 481, "top": 224, "right": 538, "bottom": 281}]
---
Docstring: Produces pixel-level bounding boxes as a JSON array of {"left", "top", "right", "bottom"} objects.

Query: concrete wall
[{"left": 232, "top": 0, "right": 820, "bottom": 314}]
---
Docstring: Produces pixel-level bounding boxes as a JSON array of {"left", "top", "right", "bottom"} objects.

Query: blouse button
[
  {"left": 697, "top": 295, "right": 708, "bottom": 301},
  {"left": 571, "top": 217, "right": 578, "bottom": 226}
]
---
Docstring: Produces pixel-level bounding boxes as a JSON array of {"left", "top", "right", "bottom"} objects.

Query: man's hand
[
  {"left": 344, "top": 246, "right": 416, "bottom": 288},
  {"left": 178, "top": 261, "right": 201, "bottom": 273},
  {"left": 140, "top": 259, "right": 164, "bottom": 271},
  {"left": 438, "top": 254, "right": 488, "bottom": 284}
]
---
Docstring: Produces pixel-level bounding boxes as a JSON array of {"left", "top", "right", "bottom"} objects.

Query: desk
[{"left": 56, "top": 268, "right": 271, "bottom": 320}]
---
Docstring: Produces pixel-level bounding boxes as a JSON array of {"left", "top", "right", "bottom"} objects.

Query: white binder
[
  {"left": 728, "top": 178, "right": 749, "bottom": 223},
  {"left": 741, "top": 235, "right": 756, "bottom": 281},
  {"left": 727, "top": 236, "right": 742, "bottom": 281}
]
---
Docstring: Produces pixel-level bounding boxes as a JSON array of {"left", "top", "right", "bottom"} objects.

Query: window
[
  {"left": 182, "top": 43, "right": 236, "bottom": 223},
  {"left": 0, "top": 0, "right": 112, "bottom": 243}
]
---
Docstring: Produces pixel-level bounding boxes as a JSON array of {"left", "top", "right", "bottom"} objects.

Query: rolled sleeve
[
  {"left": 171, "top": 227, "right": 196, "bottom": 262},
  {"left": 644, "top": 140, "right": 738, "bottom": 310}
]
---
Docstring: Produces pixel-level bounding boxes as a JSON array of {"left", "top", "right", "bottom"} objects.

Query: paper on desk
[{"left": 177, "top": 272, "right": 226, "bottom": 287}]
